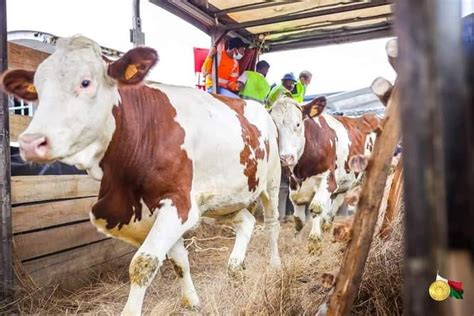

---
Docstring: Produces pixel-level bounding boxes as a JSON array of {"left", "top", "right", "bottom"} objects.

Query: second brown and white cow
[
  {"left": 270, "top": 96, "right": 379, "bottom": 254},
  {"left": 1, "top": 36, "right": 281, "bottom": 315}
]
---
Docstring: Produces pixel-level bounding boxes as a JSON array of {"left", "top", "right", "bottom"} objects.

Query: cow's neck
[
  {"left": 92, "top": 84, "right": 193, "bottom": 230},
  {"left": 293, "top": 115, "right": 337, "bottom": 181},
  {"left": 100, "top": 85, "right": 176, "bottom": 179}
]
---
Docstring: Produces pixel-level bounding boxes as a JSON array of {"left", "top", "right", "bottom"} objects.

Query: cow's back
[{"left": 149, "top": 84, "right": 279, "bottom": 214}]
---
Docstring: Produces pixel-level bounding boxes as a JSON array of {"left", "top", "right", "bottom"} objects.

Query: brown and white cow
[
  {"left": 1, "top": 36, "right": 281, "bottom": 315},
  {"left": 270, "top": 96, "right": 379, "bottom": 254}
]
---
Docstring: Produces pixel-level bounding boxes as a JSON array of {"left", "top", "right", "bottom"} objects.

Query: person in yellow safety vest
[
  {"left": 201, "top": 37, "right": 248, "bottom": 98},
  {"left": 265, "top": 73, "right": 298, "bottom": 109},
  {"left": 292, "top": 70, "right": 313, "bottom": 103},
  {"left": 237, "top": 60, "right": 271, "bottom": 105}
]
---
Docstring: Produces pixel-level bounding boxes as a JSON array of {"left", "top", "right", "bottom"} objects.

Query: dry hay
[{"left": 1, "top": 214, "right": 403, "bottom": 315}]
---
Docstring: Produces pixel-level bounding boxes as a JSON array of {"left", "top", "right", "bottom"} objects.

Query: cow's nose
[
  {"left": 280, "top": 154, "right": 295, "bottom": 166},
  {"left": 19, "top": 133, "right": 50, "bottom": 161}
]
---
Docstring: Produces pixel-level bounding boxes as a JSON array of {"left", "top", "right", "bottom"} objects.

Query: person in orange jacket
[{"left": 202, "top": 37, "right": 248, "bottom": 98}]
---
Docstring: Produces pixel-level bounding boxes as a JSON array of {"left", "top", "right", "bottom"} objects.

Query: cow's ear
[
  {"left": 1, "top": 69, "right": 38, "bottom": 101},
  {"left": 108, "top": 47, "right": 158, "bottom": 85},
  {"left": 303, "top": 96, "right": 326, "bottom": 118}
]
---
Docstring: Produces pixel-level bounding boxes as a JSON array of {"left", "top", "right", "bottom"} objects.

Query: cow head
[
  {"left": 270, "top": 96, "right": 326, "bottom": 167},
  {"left": 1, "top": 36, "right": 158, "bottom": 179}
]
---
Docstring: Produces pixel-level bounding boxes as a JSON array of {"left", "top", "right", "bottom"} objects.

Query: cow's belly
[
  {"left": 196, "top": 186, "right": 262, "bottom": 218},
  {"left": 90, "top": 201, "right": 157, "bottom": 247},
  {"left": 290, "top": 170, "right": 358, "bottom": 205}
]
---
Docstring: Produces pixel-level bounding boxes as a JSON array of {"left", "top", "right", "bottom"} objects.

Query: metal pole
[
  {"left": 395, "top": 0, "right": 448, "bottom": 314},
  {"left": 130, "top": 0, "right": 145, "bottom": 46},
  {"left": 0, "top": 0, "right": 13, "bottom": 300},
  {"left": 210, "top": 31, "right": 219, "bottom": 94}
]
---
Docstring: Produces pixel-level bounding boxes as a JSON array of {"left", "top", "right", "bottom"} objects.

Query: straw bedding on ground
[{"left": 1, "top": 213, "right": 403, "bottom": 315}]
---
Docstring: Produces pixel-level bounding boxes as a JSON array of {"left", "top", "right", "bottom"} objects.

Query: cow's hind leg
[
  {"left": 168, "top": 238, "right": 200, "bottom": 309},
  {"left": 122, "top": 198, "right": 199, "bottom": 316},
  {"left": 228, "top": 208, "right": 256, "bottom": 279}
]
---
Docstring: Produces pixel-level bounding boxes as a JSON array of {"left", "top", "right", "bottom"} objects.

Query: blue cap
[{"left": 281, "top": 73, "right": 297, "bottom": 82}]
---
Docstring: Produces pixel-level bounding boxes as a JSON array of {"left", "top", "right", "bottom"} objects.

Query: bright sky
[{"left": 7, "top": 0, "right": 474, "bottom": 95}]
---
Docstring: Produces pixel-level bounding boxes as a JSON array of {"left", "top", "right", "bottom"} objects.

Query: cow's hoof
[
  {"left": 309, "top": 203, "right": 323, "bottom": 215},
  {"left": 181, "top": 294, "right": 201, "bottom": 310},
  {"left": 227, "top": 259, "right": 246, "bottom": 281},
  {"left": 307, "top": 236, "right": 322, "bottom": 255},
  {"left": 294, "top": 216, "right": 304, "bottom": 233},
  {"left": 323, "top": 221, "right": 332, "bottom": 232}
]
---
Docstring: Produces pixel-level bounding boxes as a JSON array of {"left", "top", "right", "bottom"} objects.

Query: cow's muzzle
[
  {"left": 19, "top": 133, "right": 50, "bottom": 162},
  {"left": 280, "top": 154, "right": 296, "bottom": 167}
]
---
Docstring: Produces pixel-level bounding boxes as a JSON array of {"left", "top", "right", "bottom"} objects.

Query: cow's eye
[
  {"left": 296, "top": 123, "right": 301, "bottom": 128},
  {"left": 81, "top": 80, "right": 91, "bottom": 88}
]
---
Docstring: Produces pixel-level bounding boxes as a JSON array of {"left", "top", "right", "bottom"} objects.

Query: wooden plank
[
  {"left": 379, "top": 160, "right": 403, "bottom": 239},
  {"left": 14, "top": 221, "right": 106, "bottom": 261},
  {"left": 12, "top": 197, "right": 96, "bottom": 234},
  {"left": 22, "top": 238, "right": 135, "bottom": 289},
  {"left": 9, "top": 114, "right": 31, "bottom": 143},
  {"left": 7, "top": 42, "right": 50, "bottom": 71},
  {"left": 327, "top": 83, "right": 401, "bottom": 316},
  {"left": 11, "top": 175, "right": 100, "bottom": 204}
]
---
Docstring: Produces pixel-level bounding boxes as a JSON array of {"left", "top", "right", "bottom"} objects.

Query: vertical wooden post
[
  {"left": 0, "top": 0, "right": 13, "bottom": 300},
  {"left": 395, "top": 0, "right": 449, "bottom": 315},
  {"left": 326, "top": 84, "right": 401, "bottom": 316}
]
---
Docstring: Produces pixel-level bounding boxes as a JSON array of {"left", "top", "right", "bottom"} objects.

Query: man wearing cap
[
  {"left": 265, "top": 72, "right": 298, "bottom": 109},
  {"left": 201, "top": 37, "right": 248, "bottom": 98},
  {"left": 292, "top": 70, "right": 312, "bottom": 103},
  {"left": 237, "top": 60, "right": 271, "bottom": 105}
]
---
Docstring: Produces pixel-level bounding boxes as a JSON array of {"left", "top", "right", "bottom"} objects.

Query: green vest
[
  {"left": 265, "top": 84, "right": 292, "bottom": 109},
  {"left": 239, "top": 71, "right": 270, "bottom": 104},
  {"left": 292, "top": 81, "right": 306, "bottom": 103}
]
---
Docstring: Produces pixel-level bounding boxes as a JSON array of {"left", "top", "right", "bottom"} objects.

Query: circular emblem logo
[{"left": 429, "top": 280, "right": 450, "bottom": 301}]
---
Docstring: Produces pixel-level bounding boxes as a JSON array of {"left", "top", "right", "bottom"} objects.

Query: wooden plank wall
[
  {"left": 9, "top": 114, "right": 30, "bottom": 142},
  {"left": 7, "top": 42, "right": 50, "bottom": 71},
  {"left": 11, "top": 174, "right": 136, "bottom": 289}
]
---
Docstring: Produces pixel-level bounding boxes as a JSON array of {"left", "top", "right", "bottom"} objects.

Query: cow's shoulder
[{"left": 92, "top": 84, "right": 194, "bottom": 230}]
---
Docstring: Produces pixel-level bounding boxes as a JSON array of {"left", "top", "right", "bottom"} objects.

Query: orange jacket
[{"left": 202, "top": 49, "right": 240, "bottom": 91}]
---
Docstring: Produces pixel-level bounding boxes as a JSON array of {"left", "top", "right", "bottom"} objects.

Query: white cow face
[
  {"left": 2, "top": 36, "right": 158, "bottom": 178},
  {"left": 270, "top": 96, "right": 326, "bottom": 167}
]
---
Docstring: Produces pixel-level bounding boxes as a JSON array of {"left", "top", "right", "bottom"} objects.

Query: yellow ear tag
[
  {"left": 309, "top": 106, "right": 319, "bottom": 117},
  {"left": 125, "top": 64, "right": 138, "bottom": 80},
  {"left": 26, "top": 84, "right": 37, "bottom": 94}
]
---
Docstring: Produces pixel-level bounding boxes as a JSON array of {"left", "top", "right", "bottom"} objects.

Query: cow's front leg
[
  {"left": 326, "top": 193, "right": 347, "bottom": 231},
  {"left": 168, "top": 238, "right": 200, "bottom": 309},
  {"left": 290, "top": 194, "right": 306, "bottom": 234},
  {"left": 307, "top": 174, "right": 333, "bottom": 255},
  {"left": 122, "top": 198, "right": 199, "bottom": 316},
  {"left": 228, "top": 208, "right": 256, "bottom": 279}
]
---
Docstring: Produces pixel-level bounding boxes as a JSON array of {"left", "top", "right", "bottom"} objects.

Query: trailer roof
[{"left": 150, "top": 0, "right": 394, "bottom": 52}]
